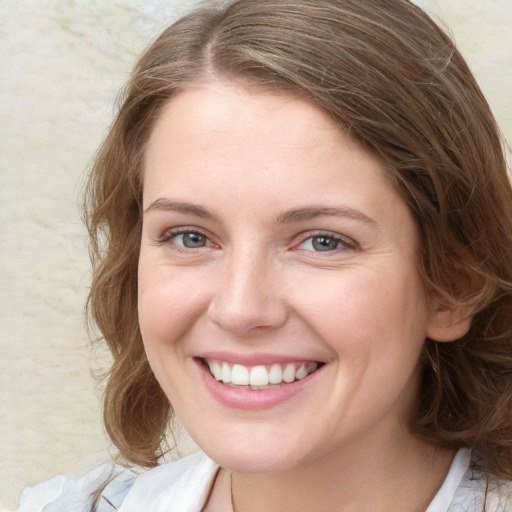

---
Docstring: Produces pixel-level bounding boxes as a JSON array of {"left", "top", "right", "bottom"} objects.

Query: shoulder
[
  {"left": 118, "top": 451, "right": 219, "bottom": 511},
  {"left": 13, "top": 462, "right": 137, "bottom": 512},
  {"left": 13, "top": 452, "right": 216, "bottom": 512},
  {"left": 450, "top": 462, "right": 512, "bottom": 512}
]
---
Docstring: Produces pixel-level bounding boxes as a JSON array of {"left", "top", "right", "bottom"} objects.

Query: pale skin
[{"left": 138, "top": 80, "right": 471, "bottom": 512}]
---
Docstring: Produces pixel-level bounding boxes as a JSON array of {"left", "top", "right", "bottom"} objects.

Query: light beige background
[{"left": 0, "top": 1, "right": 511, "bottom": 509}]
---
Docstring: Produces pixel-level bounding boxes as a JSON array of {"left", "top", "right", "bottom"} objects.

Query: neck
[{"left": 229, "top": 435, "right": 454, "bottom": 512}]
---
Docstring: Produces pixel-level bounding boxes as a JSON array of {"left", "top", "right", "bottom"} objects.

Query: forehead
[
  {"left": 149, "top": 82, "right": 339, "bottom": 147},
  {"left": 144, "top": 80, "right": 386, "bottom": 190}
]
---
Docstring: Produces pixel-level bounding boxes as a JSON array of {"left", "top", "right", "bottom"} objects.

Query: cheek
[
  {"left": 310, "top": 268, "right": 429, "bottom": 421},
  {"left": 137, "top": 273, "right": 203, "bottom": 405},
  {"left": 137, "top": 263, "right": 205, "bottom": 356},
  {"left": 295, "top": 263, "right": 430, "bottom": 363}
]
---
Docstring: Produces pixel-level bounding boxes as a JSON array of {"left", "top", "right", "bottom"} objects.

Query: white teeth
[
  {"left": 206, "top": 359, "right": 320, "bottom": 387},
  {"left": 295, "top": 364, "right": 308, "bottom": 380},
  {"left": 231, "top": 364, "right": 250, "bottom": 385},
  {"left": 250, "top": 365, "right": 269, "bottom": 386},
  {"left": 210, "top": 360, "right": 222, "bottom": 380},
  {"left": 268, "top": 364, "right": 283, "bottom": 384},
  {"left": 282, "top": 363, "right": 296, "bottom": 383},
  {"left": 222, "top": 362, "right": 232, "bottom": 383}
]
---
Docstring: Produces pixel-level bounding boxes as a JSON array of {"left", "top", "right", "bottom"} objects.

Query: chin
[
  {"left": 188, "top": 426, "right": 309, "bottom": 474},
  {"left": 208, "top": 446, "right": 303, "bottom": 475}
]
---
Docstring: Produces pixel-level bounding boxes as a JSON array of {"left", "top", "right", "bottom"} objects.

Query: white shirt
[{"left": 13, "top": 448, "right": 512, "bottom": 511}]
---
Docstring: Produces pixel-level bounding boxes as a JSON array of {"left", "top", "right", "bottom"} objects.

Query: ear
[{"left": 426, "top": 301, "right": 472, "bottom": 342}]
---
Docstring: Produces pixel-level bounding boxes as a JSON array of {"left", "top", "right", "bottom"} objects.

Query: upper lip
[{"left": 196, "top": 351, "right": 324, "bottom": 366}]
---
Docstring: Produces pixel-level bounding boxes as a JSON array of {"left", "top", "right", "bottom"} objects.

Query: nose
[{"left": 207, "top": 251, "right": 288, "bottom": 336}]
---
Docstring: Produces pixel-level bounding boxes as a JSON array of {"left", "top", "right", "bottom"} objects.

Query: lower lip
[{"left": 195, "top": 359, "right": 323, "bottom": 410}]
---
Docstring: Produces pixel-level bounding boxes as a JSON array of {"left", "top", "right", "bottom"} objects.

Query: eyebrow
[
  {"left": 143, "top": 199, "right": 220, "bottom": 222},
  {"left": 144, "top": 199, "right": 376, "bottom": 226},
  {"left": 276, "top": 206, "right": 377, "bottom": 225}
]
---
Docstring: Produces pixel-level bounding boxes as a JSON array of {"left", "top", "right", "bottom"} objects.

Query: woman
[{"left": 16, "top": 0, "right": 512, "bottom": 510}]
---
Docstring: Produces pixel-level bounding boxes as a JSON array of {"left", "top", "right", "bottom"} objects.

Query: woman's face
[{"left": 138, "top": 81, "right": 441, "bottom": 474}]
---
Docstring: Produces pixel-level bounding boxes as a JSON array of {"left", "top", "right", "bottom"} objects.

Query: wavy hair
[{"left": 84, "top": 0, "right": 512, "bottom": 478}]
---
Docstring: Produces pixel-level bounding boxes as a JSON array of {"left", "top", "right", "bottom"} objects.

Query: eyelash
[
  {"left": 294, "top": 231, "right": 359, "bottom": 254},
  {"left": 156, "top": 227, "right": 358, "bottom": 255},
  {"left": 156, "top": 227, "right": 215, "bottom": 252}
]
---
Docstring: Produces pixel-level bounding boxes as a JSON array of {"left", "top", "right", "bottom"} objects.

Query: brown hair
[{"left": 84, "top": 0, "right": 512, "bottom": 478}]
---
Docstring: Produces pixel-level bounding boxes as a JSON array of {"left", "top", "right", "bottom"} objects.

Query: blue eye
[
  {"left": 157, "top": 228, "right": 213, "bottom": 250},
  {"left": 302, "top": 235, "right": 340, "bottom": 252},
  {"left": 171, "top": 231, "right": 209, "bottom": 248},
  {"left": 298, "top": 233, "right": 355, "bottom": 252}
]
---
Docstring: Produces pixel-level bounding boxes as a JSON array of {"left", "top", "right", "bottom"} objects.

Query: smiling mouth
[{"left": 202, "top": 359, "right": 321, "bottom": 390}]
